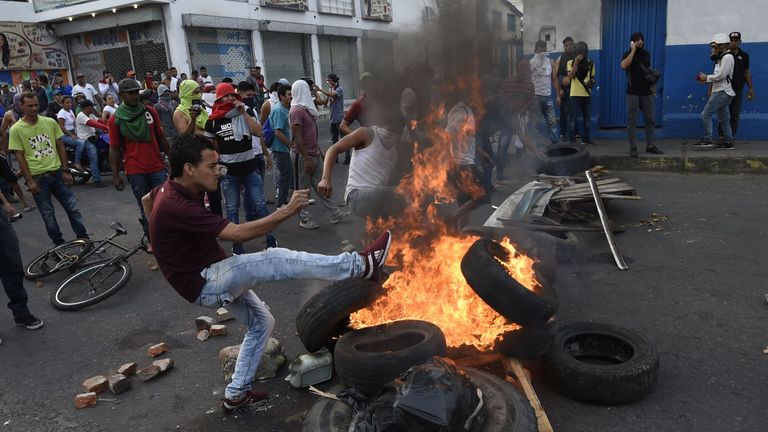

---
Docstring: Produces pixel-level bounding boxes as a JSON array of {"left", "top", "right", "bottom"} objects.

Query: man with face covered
[
  {"left": 694, "top": 33, "right": 735, "bottom": 150},
  {"left": 621, "top": 32, "right": 662, "bottom": 157}
]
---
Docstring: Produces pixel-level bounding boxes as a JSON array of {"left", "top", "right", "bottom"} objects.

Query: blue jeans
[
  {"left": 127, "top": 170, "right": 168, "bottom": 222},
  {"left": 31, "top": 170, "right": 88, "bottom": 245},
  {"left": 63, "top": 134, "right": 99, "bottom": 182},
  {"left": 702, "top": 90, "right": 733, "bottom": 142},
  {"left": 0, "top": 213, "right": 31, "bottom": 319},
  {"left": 537, "top": 95, "right": 559, "bottom": 144},
  {"left": 569, "top": 96, "right": 592, "bottom": 142},
  {"left": 272, "top": 151, "right": 292, "bottom": 206},
  {"left": 220, "top": 170, "right": 275, "bottom": 247},
  {"left": 254, "top": 154, "right": 266, "bottom": 183},
  {"left": 197, "top": 249, "right": 365, "bottom": 399}
]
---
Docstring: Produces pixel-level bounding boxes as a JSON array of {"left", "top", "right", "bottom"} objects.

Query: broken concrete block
[
  {"left": 153, "top": 358, "right": 174, "bottom": 373},
  {"left": 137, "top": 365, "right": 162, "bottom": 382},
  {"left": 75, "top": 392, "right": 97, "bottom": 409},
  {"left": 197, "top": 330, "right": 210, "bottom": 341},
  {"left": 117, "top": 362, "right": 137, "bottom": 377},
  {"left": 210, "top": 324, "right": 227, "bottom": 336},
  {"left": 82, "top": 375, "right": 108, "bottom": 394},
  {"left": 148, "top": 342, "right": 167, "bottom": 357},
  {"left": 219, "top": 338, "right": 286, "bottom": 383},
  {"left": 215, "top": 307, "right": 233, "bottom": 323},
  {"left": 342, "top": 244, "right": 356, "bottom": 253},
  {"left": 108, "top": 374, "right": 131, "bottom": 395},
  {"left": 195, "top": 316, "right": 215, "bottom": 331}
]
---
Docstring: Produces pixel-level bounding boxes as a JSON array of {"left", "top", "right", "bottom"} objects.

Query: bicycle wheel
[
  {"left": 51, "top": 261, "right": 132, "bottom": 311},
  {"left": 25, "top": 240, "right": 93, "bottom": 280}
]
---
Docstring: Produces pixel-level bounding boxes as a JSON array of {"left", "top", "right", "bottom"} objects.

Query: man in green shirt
[{"left": 9, "top": 93, "right": 88, "bottom": 245}]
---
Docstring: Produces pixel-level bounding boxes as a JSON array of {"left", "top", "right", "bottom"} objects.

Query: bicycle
[
  {"left": 50, "top": 222, "right": 148, "bottom": 311},
  {"left": 25, "top": 220, "right": 135, "bottom": 280}
]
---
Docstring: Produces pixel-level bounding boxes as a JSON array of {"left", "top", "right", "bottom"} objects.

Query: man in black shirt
[
  {"left": 620, "top": 32, "right": 662, "bottom": 157},
  {"left": 555, "top": 37, "right": 575, "bottom": 140},
  {"left": 718, "top": 31, "right": 755, "bottom": 140}
]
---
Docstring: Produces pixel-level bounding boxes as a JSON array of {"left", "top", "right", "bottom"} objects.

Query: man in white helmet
[{"left": 693, "top": 33, "right": 735, "bottom": 150}]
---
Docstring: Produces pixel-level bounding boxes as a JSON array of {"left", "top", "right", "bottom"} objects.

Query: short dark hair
[
  {"left": 19, "top": 92, "right": 37, "bottom": 105},
  {"left": 60, "top": 95, "right": 72, "bottom": 102},
  {"left": 191, "top": 69, "right": 198, "bottom": 75},
  {"left": 254, "top": 66, "right": 261, "bottom": 70},
  {"left": 237, "top": 81, "right": 255, "bottom": 92},
  {"left": 277, "top": 84, "right": 291, "bottom": 98},
  {"left": 200, "top": 66, "right": 207, "bottom": 70},
  {"left": 269, "top": 81, "right": 281, "bottom": 93},
  {"left": 222, "top": 77, "right": 233, "bottom": 83},
  {"left": 168, "top": 134, "right": 216, "bottom": 180},
  {"left": 563, "top": 36, "right": 574, "bottom": 44}
]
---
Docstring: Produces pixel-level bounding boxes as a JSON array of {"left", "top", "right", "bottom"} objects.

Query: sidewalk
[{"left": 584, "top": 138, "right": 768, "bottom": 174}]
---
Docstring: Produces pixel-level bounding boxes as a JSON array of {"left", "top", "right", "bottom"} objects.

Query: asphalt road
[{"left": 1, "top": 132, "right": 767, "bottom": 431}]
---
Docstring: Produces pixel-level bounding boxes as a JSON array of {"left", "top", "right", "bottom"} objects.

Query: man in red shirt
[
  {"left": 142, "top": 134, "right": 392, "bottom": 413},
  {"left": 109, "top": 79, "right": 169, "bottom": 227}
]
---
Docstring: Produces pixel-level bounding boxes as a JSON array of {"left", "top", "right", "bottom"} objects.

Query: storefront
[
  {"left": 0, "top": 21, "right": 70, "bottom": 90},
  {"left": 186, "top": 27, "right": 254, "bottom": 83}
]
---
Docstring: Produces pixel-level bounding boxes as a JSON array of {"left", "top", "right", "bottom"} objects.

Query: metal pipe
[{"left": 585, "top": 170, "right": 629, "bottom": 270}]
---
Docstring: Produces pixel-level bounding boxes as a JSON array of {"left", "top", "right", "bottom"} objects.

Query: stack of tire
[
  {"left": 461, "top": 238, "right": 659, "bottom": 406},
  {"left": 538, "top": 143, "right": 592, "bottom": 176}
]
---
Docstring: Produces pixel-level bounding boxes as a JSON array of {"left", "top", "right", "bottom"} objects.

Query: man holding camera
[
  {"left": 694, "top": 33, "right": 735, "bottom": 150},
  {"left": 109, "top": 78, "right": 170, "bottom": 225},
  {"left": 620, "top": 32, "right": 662, "bottom": 157}
]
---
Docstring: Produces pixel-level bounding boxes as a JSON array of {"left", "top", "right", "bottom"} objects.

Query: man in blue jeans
[
  {"left": 9, "top": 93, "right": 89, "bottom": 245},
  {"left": 0, "top": 191, "right": 45, "bottom": 343},
  {"left": 268, "top": 84, "right": 294, "bottom": 207},
  {"left": 694, "top": 33, "right": 736, "bottom": 150},
  {"left": 143, "top": 135, "right": 392, "bottom": 413}
]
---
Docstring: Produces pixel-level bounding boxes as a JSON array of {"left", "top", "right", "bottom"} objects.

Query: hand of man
[
  {"left": 304, "top": 156, "right": 316, "bottom": 175},
  {"left": 26, "top": 179, "right": 39, "bottom": 194},
  {"left": 286, "top": 189, "right": 310, "bottom": 214},
  {"left": 696, "top": 72, "right": 707, "bottom": 83},
  {"left": 556, "top": 96, "right": 562, "bottom": 107},
  {"left": 630, "top": 41, "right": 636, "bottom": 51},
  {"left": 234, "top": 101, "right": 245, "bottom": 113},
  {"left": 62, "top": 171, "right": 74, "bottom": 185},
  {"left": 190, "top": 106, "right": 200, "bottom": 119},
  {"left": 747, "top": 88, "right": 755, "bottom": 100},
  {"left": 318, "top": 178, "right": 332, "bottom": 199},
  {"left": 575, "top": 54, "right": 584, "bottom": 63},
  {"left": 265, "top": 155, "right": 273, "bottom": 171},
  {"left": 114, "top": 175, "right": 125, "bottom": 191}
]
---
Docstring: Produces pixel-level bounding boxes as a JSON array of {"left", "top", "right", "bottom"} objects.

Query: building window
[
  {"left": 507, "top": 14, "right": 516, "bottom": 32},
  {"left": 492, "top": 11, "right": 502, "bottom": 30}
]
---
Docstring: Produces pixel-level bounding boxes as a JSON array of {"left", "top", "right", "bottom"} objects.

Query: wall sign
[{"left": 0, "top": 22, "right": 69, "bottom": 70}]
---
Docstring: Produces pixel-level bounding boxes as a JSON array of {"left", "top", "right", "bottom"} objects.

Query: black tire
[
  {"left": 538, "top": 144, "right": 591, "bottom": 176},
  {"left": 542, "top": 322, "right": 659, "bottom": 405},
  {"left": 334, "top": 320, "right": 447, "bottom": 396},
  {"left": 300, "top": 385, "right": 352, "bottom": 432},
  {"left": 296, "top": 277, "right": 384, "bottom": 353},
  {"left": 463, "top": 368, "right": 538, "bottom": 432},
  {"left": 461, "top": 239, "right": 558, "bottom": 327},
  {"left": 24, "top": 239, "right": 93, "bottom": 280},
  {"left": 51, "top": 261, "right": 132, "bottom": 311},
  {"left": 494, "top": 319, "right": 558, "bottom": 360}
]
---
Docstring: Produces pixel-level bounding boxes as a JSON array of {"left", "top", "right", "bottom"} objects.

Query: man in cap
[
  {"left": 72, "top": 73, "right": 104, "bottom": 110},
  {"left": 717, "top": 31, "right": 755, "bottom": 141},
  {"left": 694, "top": 33, "right": 735, "bottom": 149},
  {"left": 109, "top": 78, "right": 169, "bottom": 229},
  {"left": 620, "top": 32, "right": 661, "bottom": 157}
]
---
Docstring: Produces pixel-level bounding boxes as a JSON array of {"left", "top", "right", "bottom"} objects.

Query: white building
[
  {"left": 522, "top": 0, "right": 766, "bottom": 140},
  {"left": 0, "top": 0, "right": 425, "bottom": 99}
]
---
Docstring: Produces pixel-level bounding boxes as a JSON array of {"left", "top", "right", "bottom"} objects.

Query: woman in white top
[{"left": 102, "top": 94, "right": 118, "bottom": 122}]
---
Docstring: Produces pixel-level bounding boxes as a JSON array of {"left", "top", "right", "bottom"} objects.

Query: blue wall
[{"left": 547, "top": 42, "right": 767, "bottom": 139}]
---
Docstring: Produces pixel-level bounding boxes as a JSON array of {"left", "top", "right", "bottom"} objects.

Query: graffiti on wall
[
  {"left": 362, "top": 0, "right": 392, "bottom": 21},
  {"left": 0, "top": 22, "right": 69, "bottom": 70}
]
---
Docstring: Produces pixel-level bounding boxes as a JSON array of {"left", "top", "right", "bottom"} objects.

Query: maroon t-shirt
[{"left": 149, "top": 180, "right": 230, "bottom": 302}]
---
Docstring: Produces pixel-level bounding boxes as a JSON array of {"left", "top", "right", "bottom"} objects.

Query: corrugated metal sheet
[
  {"left": 600, "top": 0, "right": 667, "bottom": 127},
  {"left": 262, "top": 32, "right": 312, "bottom": 84}
]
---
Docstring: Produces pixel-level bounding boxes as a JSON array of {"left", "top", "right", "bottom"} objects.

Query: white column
[
  {"left": 162, "top": 4, "right": 190, "bottom": 73},
  {"left": 310, "top": 33, "right": 322, "bottom": 84},
  {"left": 356, "top": 36, "right": 365, "bottom": 75},
  {"left": 252, "top": 30, "right": 265, "bottom": 77}
]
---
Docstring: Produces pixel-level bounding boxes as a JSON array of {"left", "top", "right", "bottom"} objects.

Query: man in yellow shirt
[
  {"left": 565, "top": 41, "right": 596, "bottom": 145},
  {"left": 9, "top": 93, "right": 88, "bottom": 245}
]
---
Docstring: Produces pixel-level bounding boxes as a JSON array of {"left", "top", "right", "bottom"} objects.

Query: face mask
[{"left": 243, "top": 96, "right": 255, "bottom": 109}]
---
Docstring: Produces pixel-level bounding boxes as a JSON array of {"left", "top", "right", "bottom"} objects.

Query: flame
[{"left": 350, "top": 75, "right": 541, "bottom": 350}]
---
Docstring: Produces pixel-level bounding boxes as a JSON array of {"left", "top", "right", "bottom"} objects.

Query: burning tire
[
  {"left": 296, "top": 277, "right": 384, "bottom": 353},
  {"left": 334, "top": 320, "right": 447, "bottom": 396},
  {"left": 538, "top": 144, "right": 591, "bottom": 176},
  {"left": 494, "top": 319, "right": 558, "bottom": 360},
  {"left": 461, "top": 239, "right": 558, "bottom": 327},
  {"left": 542, "top": 322, "right": 659, "bottom": 405},
  {"left": 301, "top": 384, "right": 352, "bottom": 432}
]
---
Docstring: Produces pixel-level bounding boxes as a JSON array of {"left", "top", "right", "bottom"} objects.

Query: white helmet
[{"left": 710, "top": 33, "right": 729, "bottom": 45}]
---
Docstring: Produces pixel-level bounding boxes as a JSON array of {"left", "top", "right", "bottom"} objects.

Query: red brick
[
  {"left": 82, "top": 375, "right": 108, "bottom": 394},
  {"left": 148, "top": 342, "right": 168, "bottom": 357},
  {"left": 74, "top": 392, "right": 97, "bottom": 409},
  {"left": 210, "top": 324, "right": 227, "bottom": 336},
  {"left": 117, "top": 362, "right": 137, "bottom": 377},
  {"left": 153, "top": 358, "right": 174, "bottom": 373},
  {"left": 108, "top": 374, "right": 131, "bottom": 395},
  {"left": 136, "top": 365, "right": 161, "bottom": 382}
]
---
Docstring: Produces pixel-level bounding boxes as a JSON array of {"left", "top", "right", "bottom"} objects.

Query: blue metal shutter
[{"left": 600, "top": 0, "right": 667, "bottom": 127}]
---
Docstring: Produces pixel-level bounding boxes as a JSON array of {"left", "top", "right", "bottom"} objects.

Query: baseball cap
[
  {"left": 710, "top": 33, "right": 729, "bottom": 45},
  {"left": 278, "top": 78, "right": 290, "bottom": 86},
  {"left": 76, "top": 73, "right": 85, "bottom": 78},
  {"left": 118, "top": 78, "right": 142, "bottom": 92},
  {"left": 729, "top": 32, "right": 741, "bottom": 41}
]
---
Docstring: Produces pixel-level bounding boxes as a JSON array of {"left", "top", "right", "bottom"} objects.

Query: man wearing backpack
[
  {"left": 565, "top": 41, "right": 596, "bottom": 145},
  {"left": 621, "top": 32, "right": 663, "bottom": 157},
  {"left": 694, "top": 33, "right": 736, "bottom": 150}
]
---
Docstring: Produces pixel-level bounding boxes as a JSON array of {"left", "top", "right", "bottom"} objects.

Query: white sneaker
[{"left": 299, "top": 220, "right": 319, "bottom": 229}]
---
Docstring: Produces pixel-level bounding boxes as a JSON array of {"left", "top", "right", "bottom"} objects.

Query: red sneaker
[
  {"left": 359, "top": 230, "right": 392, "bottom": 281},
  {"left": 222, "top": 390, "right": 269, "bottom": 413}
]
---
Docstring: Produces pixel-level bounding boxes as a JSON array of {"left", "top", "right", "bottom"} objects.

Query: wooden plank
[
  {"left": 503, "top": 358, "right": 554, "bottom": 432},
  {"left": 454, "top": 353, "right": 502, "bottom": 369},
  {"left": 558, "top": 178, "right": 624, "bottom": 190},
  {"left": 557, "top": 194, "right": 643, "bottom": 202}
]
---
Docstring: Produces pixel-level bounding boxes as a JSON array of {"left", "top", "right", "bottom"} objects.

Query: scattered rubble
[
  {"left": 763, "top": 346, "right": 768, "bottom": 355},
  {"left": 210, "top": 324, "right": 228, "bottom": 336},
  {"left": 220, "top": 338, "right": 285, "bottom": 382},
  {"left": 108, "top": 374, "right": 131, "bottom": 395},
  {"left": 82, "top": 376, "right": 108, "bottom": 394},
  {"left": 637, "top": 213, "right": 671, "bottom": 231},
  {"left": 197, "top": 330, "right": 211, "bottom": 341},
  {"left": 148, "top": 342, "right": 168, "bottom": 357},
  {"left": 153, "top": 358, "right": 174, "bottom": 373},
  {"left": 74, "top": 392, "right": 97, "bottom": 409},
  {"left": 137, "top": 365, "right": 162, "bottom": 382},
  {"left": 117, "top": 362, "right": 137, "bottom": 377},
  {"left": 195, "top": 316, "right": 215, "bottom": 331},
  {"left": 216, "top": 308, "right": 233, "bottom": 323}
]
